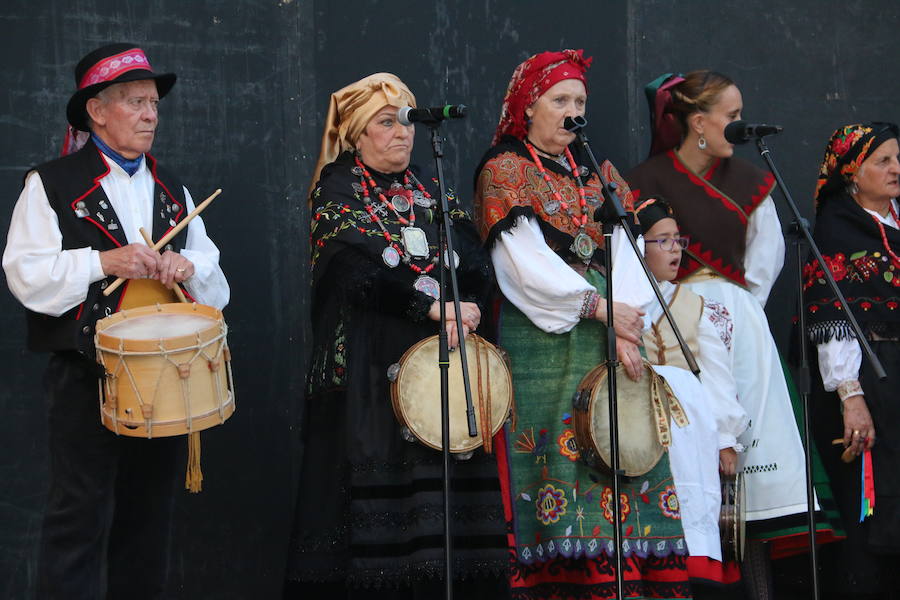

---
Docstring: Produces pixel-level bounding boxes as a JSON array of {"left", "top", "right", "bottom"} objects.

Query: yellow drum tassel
[{"left": 185, "top": 431, "right": 203, "bottom": 493}]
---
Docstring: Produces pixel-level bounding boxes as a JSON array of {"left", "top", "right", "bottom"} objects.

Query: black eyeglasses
[{"left": 645, "top": 237, "right": 689, "bottom": 251}]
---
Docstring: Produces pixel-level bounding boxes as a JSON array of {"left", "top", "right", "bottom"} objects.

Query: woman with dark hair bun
[{"left": 628, "top": 70, "right": 842, "bottom": 593}]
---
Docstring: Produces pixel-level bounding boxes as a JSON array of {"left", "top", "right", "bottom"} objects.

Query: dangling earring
[{"left": 698, "top": 136, "right": 707, "bottom": 150}]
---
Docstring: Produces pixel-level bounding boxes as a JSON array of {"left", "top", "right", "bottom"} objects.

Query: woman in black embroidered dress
[
  {"left": 806, "top": 122, "right": 900, "bottom": 599},
  {"left": 284, "top": 73, "right": 507, "bottom": 598}
]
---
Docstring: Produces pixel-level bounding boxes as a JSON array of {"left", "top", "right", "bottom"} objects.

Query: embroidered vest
[
  {"left": 627, "top": 152, "right": 774, "bottom": 287},
  {"left": 642, "top": 285, "right": 703, "bottom": 370},
  {"left": 26, "top": 140, "right": 188, "bottom": 355}
]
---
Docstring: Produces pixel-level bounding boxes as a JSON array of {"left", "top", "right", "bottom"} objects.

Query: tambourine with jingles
[
  {"left": 389, "top": 333, "right": 513, "bottom": 454},
  {"left": 720, "top": 472, "right": 746, "bottom": 562},
  {"left": 572, "top": 360, "right": 687, "bottom": 476}
]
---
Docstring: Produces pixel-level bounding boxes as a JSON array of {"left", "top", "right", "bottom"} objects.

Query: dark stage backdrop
[{"left": 1, "top": 1, "right": 898, "bottom": 598}]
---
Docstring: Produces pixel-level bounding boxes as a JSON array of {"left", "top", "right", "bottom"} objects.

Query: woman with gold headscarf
[{"left": 284, "top": 74, "right": 507, "bottom": 598}]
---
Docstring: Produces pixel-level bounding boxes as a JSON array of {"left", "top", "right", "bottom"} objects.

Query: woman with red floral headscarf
[
  {"left": 806, "top": 122, "right": 900, "bottom": 600},
  {"left": 474, "top": 50, "right": 692, "bottom": 600}
]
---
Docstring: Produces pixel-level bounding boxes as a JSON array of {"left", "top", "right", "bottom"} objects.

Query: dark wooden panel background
[{"left": 1, "top": 1, "right": 897, "bottom": 597}]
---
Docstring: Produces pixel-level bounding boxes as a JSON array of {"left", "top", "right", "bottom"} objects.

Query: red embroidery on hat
[{"left": 79, "top": 49, "right": 152, "bottom": 89}]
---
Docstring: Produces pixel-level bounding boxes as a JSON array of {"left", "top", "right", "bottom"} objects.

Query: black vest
[{"left": 26, "top": 141, "right": 189, "bottom": 355}]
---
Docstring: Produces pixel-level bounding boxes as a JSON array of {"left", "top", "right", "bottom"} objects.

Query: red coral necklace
[
  {"left": 868, "top": 200, "right": 900, "bottom": 268},
  {"left": 524, "top": 142, "right": 596, "bottom": 261},
  {"left": 352, "top": 156, "right": 441, "bottom": 299}
]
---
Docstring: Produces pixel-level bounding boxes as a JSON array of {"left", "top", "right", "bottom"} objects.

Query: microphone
[
  {"left": 563, "top": 116, "right": 587, "bottom": 132},
  {"left": 397, "top": 105, "right": 467, "bottom": 125},
  {"left": 724, "top": 120, "right": 783, "bottom": 144}
]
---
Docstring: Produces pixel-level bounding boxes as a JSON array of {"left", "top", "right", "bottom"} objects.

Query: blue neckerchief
[{"left": 91, "top": 134, "right": 144, "bottom": 176}]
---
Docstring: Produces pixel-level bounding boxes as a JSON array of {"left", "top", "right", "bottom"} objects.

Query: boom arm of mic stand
[
  {"left": 575, "top": 131, "right": 701, "bottom": 376},
  {"left": 756, "top": 137, "right": 886, "bottom": 380}
]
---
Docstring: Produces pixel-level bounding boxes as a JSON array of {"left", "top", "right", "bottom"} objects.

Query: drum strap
[
  {"left": 648, "top": 371, "right": 689, "bottom": 447},
  {"left": 475, "top": 336, "right": 493, "bottom": 453}
]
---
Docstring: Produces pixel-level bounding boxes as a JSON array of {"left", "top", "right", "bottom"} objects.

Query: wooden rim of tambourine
[
  {"left": 572, "top": 359, "right": 664, "bottom": 477},
  {"left": 95, "top": 302, "right": 226, "bottom": 354},
  {"left": 720, "top": 472, "right": 746, "bottom": 562},
  {"left": 389, "top": 333, "right": 512, "bottom": 453}
]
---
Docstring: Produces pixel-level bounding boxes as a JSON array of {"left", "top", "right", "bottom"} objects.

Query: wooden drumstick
[
  {"left": 832, "top": 438, "right": 859, "bottom": 463},
  {"left": 103, "top": 188, "right": 222, "bottom": 296},
  {"left": 138, "top": 227, "right": 188, "bottom": 303}
]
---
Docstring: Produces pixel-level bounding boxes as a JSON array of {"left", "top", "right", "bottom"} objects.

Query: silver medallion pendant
[
  {"left": 579, "top": 165, "right": 590, "bottom": 177},
  {"left": 391, "top": 194, "right": 411, "bottom": 213},
  {"left": 571, "top": 232, "right": 596, "bottom": 261},
  {"left": 413, "top": 275, "right": 441, "bottom": 300},
  {"left": 401, "top": 226, "right": 430, "bottom": 258},
  {"left": 543, "top": 198, "right": 560, "bottom": 215},
  {"left": 351, "top": 166, "right": 363, "bottom": 176},
  {"left": 413, "top": 189, "right": 431, "bottom": 207},
  {"left": 382, "top": 245, "right": 400, "bottom": 268},
  {"left": 443, "top": 249, "right": 460, "bottom": 269},
  {"left": 584, "top": 191, "right": 601, "bottom": 207},
  {"left": 390, "top": 182, "right": 403, "bottom": 192}
]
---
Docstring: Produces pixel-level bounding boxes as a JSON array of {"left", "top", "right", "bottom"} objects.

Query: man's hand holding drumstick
[{"left": 102, "top": 189, "right": 221, "bottom": 296}]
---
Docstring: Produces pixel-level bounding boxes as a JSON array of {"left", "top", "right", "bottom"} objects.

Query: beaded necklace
[
  {"left": 524, "top": 142, "right": 596, "bottom": 261},
  {"left": 868, "top": 200, "right": 900, "bottom": 268},
  {"left": 352, "top": 156, "right": 439, "bottom": 279}
]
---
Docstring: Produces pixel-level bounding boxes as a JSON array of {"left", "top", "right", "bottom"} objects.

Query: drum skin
[
  {"left": 390, "top": 334, "right": 512, "bottom": 453},
  {"left": 572, "top": 361, "right": 663, "bottom": 477},
  {"left": 94, "top": 302, "right": 235, "bottom": 438}
]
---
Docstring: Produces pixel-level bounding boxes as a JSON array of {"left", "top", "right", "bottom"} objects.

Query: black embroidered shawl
[{"left": 804, "top": 194, "right": 900, "bottom": 342}]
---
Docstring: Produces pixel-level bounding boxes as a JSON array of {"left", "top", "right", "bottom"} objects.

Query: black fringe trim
[
  {"left": 482, "top": 205, "right": 539, "bottom": 250},
  {"left": 807, "top": 321, "right": 856, "bottom": 344}
]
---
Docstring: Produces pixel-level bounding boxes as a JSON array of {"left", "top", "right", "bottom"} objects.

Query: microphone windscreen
[{"left": 724, "top": 120, "right": 749, "bottom": 144}]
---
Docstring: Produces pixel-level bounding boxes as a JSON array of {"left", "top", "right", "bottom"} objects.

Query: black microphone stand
[
  {"left": 752, "top": 133, "right": 887, "bottom": 600},
  {"left": 426, "top": 120, "right": 479, "bottom": 600},
  {"left": 568, "top": 117, "right": 700, "bottom": 600}
]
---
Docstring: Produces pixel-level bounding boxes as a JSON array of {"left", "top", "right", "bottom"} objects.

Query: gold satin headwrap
[{"left": 308, "top": 73, "right": 416, "bottom": 201}]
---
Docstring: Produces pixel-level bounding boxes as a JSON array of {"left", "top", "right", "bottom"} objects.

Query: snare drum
[
  {"left": 390, "top": 334, "right": 512, "bottom": 453},
  {"left": 94, "top": 303, "right": 235, "bottom": 438},
  {"left": 572, "top": 360, "right": 686, "bottom": 477}
]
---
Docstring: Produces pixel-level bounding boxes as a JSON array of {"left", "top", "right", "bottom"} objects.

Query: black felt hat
[{"left": 66, "top": 43, "right": 176, "bottom": 132}]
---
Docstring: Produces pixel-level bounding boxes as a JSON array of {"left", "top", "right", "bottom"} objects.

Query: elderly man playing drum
[{"left": 3, "top": 43, "right": 228, "bottom": 598}]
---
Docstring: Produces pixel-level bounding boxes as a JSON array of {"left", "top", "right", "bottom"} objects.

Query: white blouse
[
  {"left": 3, "top": 154, "right": 230, "bottom": 315},
  {"left": 490, "top": 215, "right": 653, "bottom": 334},
  {"left": 744, "top": 196, "right": 784, "bottom": 306}
]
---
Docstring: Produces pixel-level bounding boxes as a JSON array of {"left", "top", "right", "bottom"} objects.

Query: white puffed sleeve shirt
[
  {"left": 490, "top": 215, "right": 653, "bottom": 333},
  {"left": 3, "top": 153, "right": 229, "bottom": 315}
]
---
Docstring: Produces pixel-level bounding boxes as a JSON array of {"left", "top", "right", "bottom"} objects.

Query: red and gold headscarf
[
  {"left": 492, "top": 49, "right": 592, "bottom": 146},
  {"left": 815, "top": 122, "right": 899, "bottom": 207}
]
